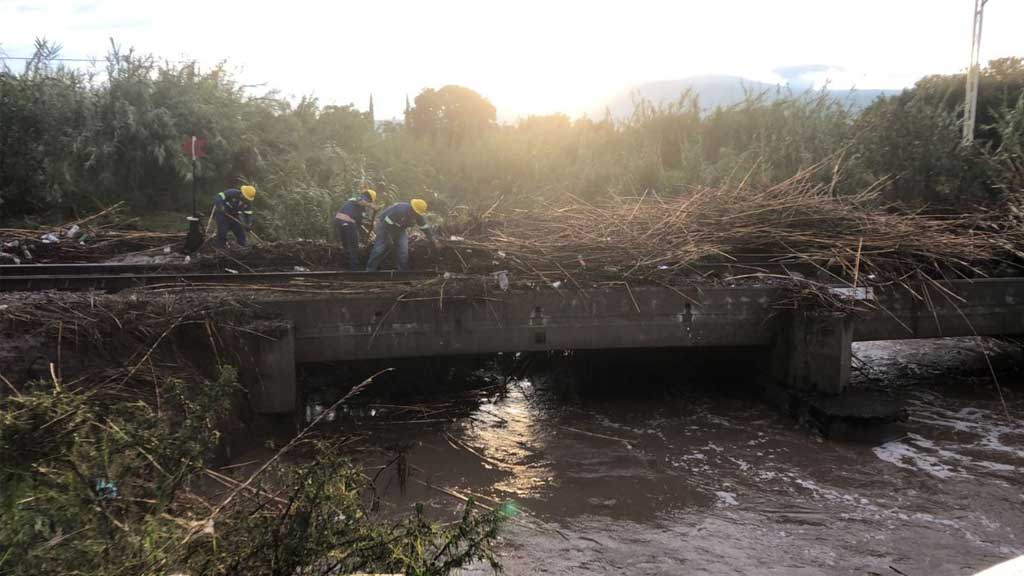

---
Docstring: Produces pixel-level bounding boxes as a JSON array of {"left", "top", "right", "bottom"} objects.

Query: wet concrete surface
[{"left": 287, "top": 339, "right": 1024, "bottom": 575}]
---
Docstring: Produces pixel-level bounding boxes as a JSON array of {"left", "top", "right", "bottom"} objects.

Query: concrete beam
[
  {"left": 261, "top": 285, "right": 784, "bottom": 362},
  {"left": 771, "top": 311, "right": 853, "bottom": 395},
  {"left": 853, "top": 278, "right": 1024, "bottom": 341},
  {"left": 247, "top": 279, "right": 1024, "bottom": 401}
]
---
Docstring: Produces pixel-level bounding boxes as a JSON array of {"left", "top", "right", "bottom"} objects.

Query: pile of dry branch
[
  {"left": 438, "top": 167, "right": 1022, "bottom": 288},
  {"left": 0, "top": 203, "right": 181, "bottom": 264},
  {"left": 0, "top": 290, "right": 270, "bottom": 389},
  {"left": 3, "top": 168, "right": 1021, "bottom": 293}
]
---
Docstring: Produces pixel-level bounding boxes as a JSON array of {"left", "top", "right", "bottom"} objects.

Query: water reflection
[
  {"left": 291, "top": 340, "right": 1024, "bottom": 574},
  {"left": 454, "top": 382, "right": 555, "bottom": 498}
]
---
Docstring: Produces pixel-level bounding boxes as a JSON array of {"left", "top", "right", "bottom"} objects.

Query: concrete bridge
[{"left": 239, "top": 277, "right": 1024, "bottom": 413}]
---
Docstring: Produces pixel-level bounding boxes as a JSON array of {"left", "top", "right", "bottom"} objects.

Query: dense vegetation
[
  {"left": 0, "top": 368, "right": 505, "bottom": 576},
  {"left": 1, "top": 40, "right": 1023, "bottom": 238},
  {"left": 0, "top": 293, "right": 507, "bottom": 576}
]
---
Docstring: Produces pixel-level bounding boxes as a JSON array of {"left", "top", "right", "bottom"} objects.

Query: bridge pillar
[
  {"left": 237, "top": 321, "right": 297, "bottom": 414},
  {"left": 771, "top": 310, "right": 853, "bottom": 395}
]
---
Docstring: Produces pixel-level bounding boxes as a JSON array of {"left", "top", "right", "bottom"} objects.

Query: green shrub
[
  {"left": 0, "top": 366, "right": 505, "bottom": 575},
  {"left": 3, "top": 40, "right": 1022, "bottom": 229}
]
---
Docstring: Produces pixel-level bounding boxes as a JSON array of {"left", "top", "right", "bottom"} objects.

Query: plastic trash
[
  {"left": 163, "top": 246, "right": 172, "bottom": 254},
  {"left": 449, "top": 235, "right": 465, "bottom": 242},
  {"left": 64, "top": 224, "right": 81, "bottom": 238},
  {"left": 551, "top": 280, "right": 562, "bottom": 289},
  {"left": 95, "top": 478, "right": 118, "bottom": 500},
  {"left": 293, "top": 266, "right": 310, "bottom": 272},
  {"left": 497, "top": 270, "right": 509, "bottom": 292},
  {"left": 40, "top": 233, "right": 59, "bottom": 244},
  {"left": 829, "top": 287, "right": 874, "bottom": 301}
]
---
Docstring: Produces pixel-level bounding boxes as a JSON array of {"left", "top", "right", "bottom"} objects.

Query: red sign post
[
  {"left": 182, "top": 135, "right": 207, "bottom": 253},
  {"left": 180, "top": 136, "right": 207, "bottom": 160}
]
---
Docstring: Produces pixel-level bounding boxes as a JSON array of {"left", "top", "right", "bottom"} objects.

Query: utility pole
[{"left": 962, "top": 0, "right": 989, "bottom": 145}]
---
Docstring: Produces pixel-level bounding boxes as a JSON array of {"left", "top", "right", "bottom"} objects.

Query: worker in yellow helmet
[
  {"left": 366, "top": 198, "right": 435, "bottom": 272},
  {"left": 333, "top": 188, "right": 377, "bottom": 269},
  {"left": 213, "top": 185, "right": 256, "bottom": 248}
]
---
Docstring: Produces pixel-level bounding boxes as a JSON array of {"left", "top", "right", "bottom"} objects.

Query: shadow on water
[{"left": 530, "top": 346, "right": 768, "bottom": 399}]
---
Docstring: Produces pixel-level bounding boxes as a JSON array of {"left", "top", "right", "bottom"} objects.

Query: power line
[
  {"left": 0, "top": 55, "right": 198, "bottom": 64},
  {"left": 1, "top": 56, "right": 101, "bottom": 63}
]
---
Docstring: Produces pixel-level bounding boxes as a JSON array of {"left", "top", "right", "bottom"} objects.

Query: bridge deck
[
  {"left": 229, "top": 277, "right": 1024, "bottom": 413},
  {"left": 260, "top": 278, "right": 1024, "bottom": 363}
]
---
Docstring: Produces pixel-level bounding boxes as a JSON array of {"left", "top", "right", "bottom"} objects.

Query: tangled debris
[
  {"left": 0, "top": 203, "right": 182, "bottom": 265},
  {"left": 0, "top": 292, "right": 506, "bottom": 576},
  {"left": 441, "top": 166, "right": 1022, "bottom": 287},
  {"left": 3, "top": 166, "right": 1022, "bottom": 298}
]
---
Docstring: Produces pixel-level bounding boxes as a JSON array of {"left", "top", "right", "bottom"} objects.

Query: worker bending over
[
  {"left": 213, "top": 185, "right": 255, "bottom": 248},
  {"left": 334, "top": 188, "right": 377, "bottom": 269},
  {"left": 366, "top": 199, "right": 435, "bottom": 272}
]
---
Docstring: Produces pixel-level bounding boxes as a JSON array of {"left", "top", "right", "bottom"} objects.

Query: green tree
[
  {"left": 850, "top": 58, "right": 1024, "bottom": 206},
  {"left": 405, "top": 85, "right": 496, "bottom": 147},
  {"left": 0, "top": 39, "right": 95, "bottom": 216},
  {"left": 909, "top": 57, "right": 1024, "bottom": 147}
]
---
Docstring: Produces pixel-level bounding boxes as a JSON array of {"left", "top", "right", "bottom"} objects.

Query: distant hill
[{"left": 597, "top": 75, "right": 895, "bottom": 119}]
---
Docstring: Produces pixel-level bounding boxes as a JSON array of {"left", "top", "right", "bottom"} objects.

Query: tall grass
[{"left": 2, "top": 41, "right": 1022, "bottom": 239}]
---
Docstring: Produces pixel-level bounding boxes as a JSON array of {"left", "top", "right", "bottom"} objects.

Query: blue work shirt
[
  {"left": 380, "top": 203, "right": 434, "bottom": 241},
  {"left": 381, "top": 202, "right": 426, "bottom": 229},
  {"left": 214, "top": 189, "right": 253, "bottom": 219},
  {"left": 336, "top": 197, "right": 368, "bottom": 227}
]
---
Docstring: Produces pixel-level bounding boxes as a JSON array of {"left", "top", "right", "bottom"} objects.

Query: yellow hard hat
[
  {"left": 240, "top": 185, "right": 256, "bottom": 201},
  {"left": 363, "top": 188, "right": 377, "bottom": 203},
  {"left": 411, "top": 198, "right": 428, "bottom": 215}
]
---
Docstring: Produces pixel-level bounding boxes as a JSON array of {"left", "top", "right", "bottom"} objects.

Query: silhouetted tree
[{"left": 405, "top": 85, "right": 495, "bottom": 147}]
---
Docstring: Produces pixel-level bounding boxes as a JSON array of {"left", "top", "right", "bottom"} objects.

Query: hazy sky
[{"left": 2, "top": 0, "right": 1023, "bottom": 120}]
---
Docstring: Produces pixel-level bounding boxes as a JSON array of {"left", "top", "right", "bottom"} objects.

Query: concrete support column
[
  {"left": 239, "top": 321, "right": 297, "bottom": 414},
  {"left": 771, "top": 311, "right": 853, "bottom": 395}
]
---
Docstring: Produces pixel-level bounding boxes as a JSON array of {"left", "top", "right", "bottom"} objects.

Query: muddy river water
[{"left": 285, "top": 338, "right": 1024, "bottom": 575}]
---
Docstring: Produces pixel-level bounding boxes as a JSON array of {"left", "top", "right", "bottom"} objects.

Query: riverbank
[{"left": 0, "top": 292, "right": 506, "bottom": 576}]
